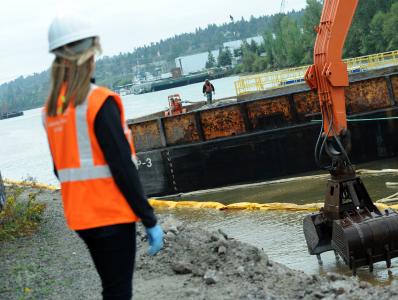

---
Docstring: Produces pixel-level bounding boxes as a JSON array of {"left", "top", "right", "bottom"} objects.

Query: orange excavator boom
[{"left": 305, "top": 0, "right": 358, "bottom": 136}]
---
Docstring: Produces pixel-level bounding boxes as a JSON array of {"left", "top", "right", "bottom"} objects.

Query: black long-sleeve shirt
[
  {"left": 94, "top": 97, "right": 157, "bottom": 228},
  {"left": 54, "top": 97, "right": 157, "bottom": 229}
]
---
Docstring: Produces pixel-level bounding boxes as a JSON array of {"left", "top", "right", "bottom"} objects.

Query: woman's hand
[{"left": 145, "top": 224, "right": 164, "bottom": 256}]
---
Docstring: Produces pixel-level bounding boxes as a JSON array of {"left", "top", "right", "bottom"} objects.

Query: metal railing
[{"left": 234, "top": 50, "right": 398, "bottom": 96}]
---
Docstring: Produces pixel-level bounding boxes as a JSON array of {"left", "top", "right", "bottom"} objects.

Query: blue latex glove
[{"left": 145, "top": 224, "right": 164, "bottom": 256}]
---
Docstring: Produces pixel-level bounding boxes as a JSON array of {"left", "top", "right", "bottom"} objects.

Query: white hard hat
[{"left": 48, "top": 14, "right": 98, "bottom": 52}]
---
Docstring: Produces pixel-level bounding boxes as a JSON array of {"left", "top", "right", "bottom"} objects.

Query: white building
[
  {"left": 175, "top": 50, "right": 219, "bottom": 75},
  {"left": 175, "top": 35, "right": 264, "bottom": 75}
]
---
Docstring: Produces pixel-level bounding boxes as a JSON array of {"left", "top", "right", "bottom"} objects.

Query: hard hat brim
[{"left": 49, "top": 30, "right": 98, "bottom": 52}]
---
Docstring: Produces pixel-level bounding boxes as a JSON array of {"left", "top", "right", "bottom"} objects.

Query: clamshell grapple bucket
[
  {"left": 303, "top": 175, "right": 398, "bottom": 274},
  {"left": 332, "top": 209, "right": 398, "bottom": 272}
]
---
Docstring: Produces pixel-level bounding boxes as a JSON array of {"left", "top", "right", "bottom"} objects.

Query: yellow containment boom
[
  {"left": 5, "top": 178, "right": 398, "bottom": 212},
  {"left": 148, "top": 199, "right": 398, "bottom": 213},
  {"left": 3, "top": 179, "right": 59, "bottom": 191}
]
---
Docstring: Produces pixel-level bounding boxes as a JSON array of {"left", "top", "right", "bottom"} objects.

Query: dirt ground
[{"left": 1, "top": 187, "right": 398, "bottom": 300}]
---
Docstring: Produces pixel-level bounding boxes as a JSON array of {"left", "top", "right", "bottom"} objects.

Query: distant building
[
  {"left": 175, "top": 50, "right": 219, "bottom": 75},
  {"left": 175, "top": 35, "right": 264, "bottom": 75}
]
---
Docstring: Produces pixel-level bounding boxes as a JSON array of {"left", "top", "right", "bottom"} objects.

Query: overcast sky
[{"left": 0, "top": 0, "right": 307, "bottom": 84}]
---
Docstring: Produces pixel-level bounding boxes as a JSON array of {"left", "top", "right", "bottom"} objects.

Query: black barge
[{"left": 128, "top": 66, "right": 398, "bottom": 197}]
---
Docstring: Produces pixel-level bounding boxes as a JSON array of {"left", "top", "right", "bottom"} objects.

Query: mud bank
[{"left": 1, "top": 186, "right": 398, "bottom": 299}]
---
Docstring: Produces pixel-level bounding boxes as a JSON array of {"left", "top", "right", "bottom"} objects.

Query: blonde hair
[{"left": 46, "top": 37, "right": 102, "bottom": 116}]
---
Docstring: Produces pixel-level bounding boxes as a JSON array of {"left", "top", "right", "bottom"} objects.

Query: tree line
[
  {"left": 227, "top": 0, "right": 398, "bottom": 74},
  {"left": 1, "top": 0, "right": 398, "bottom": 113},
  {"left": 1, "top": 11, "right": 295, "bottom": 113}
]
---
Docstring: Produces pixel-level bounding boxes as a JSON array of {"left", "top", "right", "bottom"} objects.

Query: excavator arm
[
  {"left": 302, "top": 0, "right": 398, "bottom": 275},
  {"left": 305, "top": 0, "right": 358, "bottom": 137}
]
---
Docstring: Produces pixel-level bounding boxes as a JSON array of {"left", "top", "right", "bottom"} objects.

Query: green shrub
[{"left": 0, "top": 188, "right": 46, "bottom": 241}]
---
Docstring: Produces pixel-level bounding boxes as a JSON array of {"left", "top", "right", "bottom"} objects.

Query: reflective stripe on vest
[
  {"left": 58, "top": 166, "right": 111, "bottom": 183},
  {"left": 57, "top": 85, "right": 112, "bottom": 183}
]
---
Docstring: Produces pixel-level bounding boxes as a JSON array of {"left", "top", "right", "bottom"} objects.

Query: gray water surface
[
  {"left": 0, "top": 76, "right": 238, "bottom": 184},
  {"left": 161, "top": 159, "right": 398, "bottom": 285}
]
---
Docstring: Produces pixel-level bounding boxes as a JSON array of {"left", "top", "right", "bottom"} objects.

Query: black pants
[{"left": 77, "top": 223, "right": 136, "bottom": 300}]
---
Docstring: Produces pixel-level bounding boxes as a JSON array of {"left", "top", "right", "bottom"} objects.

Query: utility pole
[{"left": 280, "top": 0, "right": 286, "bottom": 13}]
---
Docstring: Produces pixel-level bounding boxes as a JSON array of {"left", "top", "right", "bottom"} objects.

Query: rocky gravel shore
[{"left": 1, "top": 186, "right": 398, "bottom": 299}]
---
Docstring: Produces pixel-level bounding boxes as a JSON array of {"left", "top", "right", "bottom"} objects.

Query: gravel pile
[
  {"left": 1, "top": 187, "right": 398, "bottom": 299},
  {"left": 135, "top": 217, "right": 398, "bottom": 300}
]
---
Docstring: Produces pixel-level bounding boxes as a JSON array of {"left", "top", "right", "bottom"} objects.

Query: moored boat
[{"left": 0, "top": 111, "right": 24, "bottom": 120}]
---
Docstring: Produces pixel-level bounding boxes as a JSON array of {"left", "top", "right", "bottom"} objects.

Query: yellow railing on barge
[{"left": 234, "top": 50, "right": 398, "bottom": 96}]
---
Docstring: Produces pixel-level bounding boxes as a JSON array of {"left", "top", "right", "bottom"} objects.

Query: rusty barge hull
[{"left": 128, "top": 67, "right": 398, "bottom": 196}]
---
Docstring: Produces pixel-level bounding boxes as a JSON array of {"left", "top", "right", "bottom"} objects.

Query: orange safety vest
[{"left": 43, "top": 84, "right": 139, "bottom": 230}]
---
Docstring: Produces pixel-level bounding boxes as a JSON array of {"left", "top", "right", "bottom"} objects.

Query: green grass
[{"left": 0, "top": 187, "right": 46, "bottom": 241}]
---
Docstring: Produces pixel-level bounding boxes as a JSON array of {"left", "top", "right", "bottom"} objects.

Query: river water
[
  {"left": 0, "top": 76, "right": 239, "bottom": 184},
  {"left": 162, "top": 162, "right": 398, "bottom": 285},
  {"left": 1, "top": 75, "right": 398, "bottom": 284}
]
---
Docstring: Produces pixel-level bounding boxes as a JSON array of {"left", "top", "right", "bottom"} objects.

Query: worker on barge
[
  {"left": 43, "top": 14, "right": 163, "bottom": 300},
  {"left": 203, "top": 79, "right": 215, "bottom": 104}
]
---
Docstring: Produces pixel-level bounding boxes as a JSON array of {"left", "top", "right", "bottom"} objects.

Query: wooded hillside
[{"left": 1, "top": 0, "right": 397, "bottom": 113}]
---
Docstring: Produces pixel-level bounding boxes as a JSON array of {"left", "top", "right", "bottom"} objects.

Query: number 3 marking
[{"left": 145, "top": 158, "right": 152, "bottom": 168}]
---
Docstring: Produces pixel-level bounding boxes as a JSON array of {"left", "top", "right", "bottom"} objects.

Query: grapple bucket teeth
[{"left": 331, "top": 209, "right": 398, "bottom": 271}]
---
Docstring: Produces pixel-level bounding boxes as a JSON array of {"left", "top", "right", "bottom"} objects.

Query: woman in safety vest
[{"left": 43, "top": 15, "right": 164, "bottom": 300}]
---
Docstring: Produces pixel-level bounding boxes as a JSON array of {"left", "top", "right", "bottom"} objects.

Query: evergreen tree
[
  {"left": 249, "top": 40, "right": 259, "bottom": 54},
  {"left": 240, "top": 41, "right": 258, "bottom": 72},
  {"left": 205, "top": 51, "right": 216, "bottom": 68},
  {"left": 280, "top": 16, "right": 305, "bottom": 66},
  {"left": 262, "top": 30, "right": 276, "bottom": 68},
  {"left": 218, "top": 47, "right": 233, "bottom": 67},
  {"left": 233, "top": 48, "right": 242, "bottom": 57},
  {"left": 364, "top": 12, "right": 387, "bottom": 54},
  {"left": 301, "top": 0, "right": 323, "bottom": 64},
  {"left": 344, "top": 0, "right": 389, "bottom": 57},
  {"left": 383, "top": 2, "right": 398, "bottom": 50}
]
